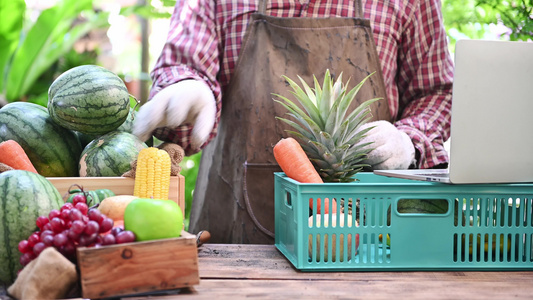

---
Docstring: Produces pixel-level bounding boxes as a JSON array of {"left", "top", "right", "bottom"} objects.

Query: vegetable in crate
[
  {"left": 65, "top": 185, "right": 115, "bottom": 206},
  {"left": 274, "top": 137, "right": 336, "bottom": 214},
  {"left": 0, "top": 102, "right": 82, "bottom": 177},
  {"left": 0, "top": 170, "right": 63, "bottom": 284},
  {"left": 133, "top": 147, "right": 172, "bottom": 200},
  {"left": 47, "top": 65, "right": 131, "bottom": 136},
  {"left": 308, "top": 213, "right": 360, "bottom": 262},
  {"left": 79, "top": 131, "right": 148, "bottom": 177},
  {"left": 273, "top": 69, "right": 378, "bottom": 183}
]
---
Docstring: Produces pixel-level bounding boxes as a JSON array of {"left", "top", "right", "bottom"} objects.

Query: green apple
[{"left": 124, "top": 198, "right": 184, "bottom": 241}]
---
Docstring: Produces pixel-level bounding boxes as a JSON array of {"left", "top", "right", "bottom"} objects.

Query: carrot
[
  {"left": 0, "top": 140, "right": 38, "bottom": 174},
  {"left": 274, "top": 137, "right": 323, "bottom": 183},
  {"left": 273, "top": 137, "right": 336, "bottom": 214}
]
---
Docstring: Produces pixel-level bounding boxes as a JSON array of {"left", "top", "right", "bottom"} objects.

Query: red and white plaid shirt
[{"left": 150, "top": 0, "right": 454, "bottom": 168}]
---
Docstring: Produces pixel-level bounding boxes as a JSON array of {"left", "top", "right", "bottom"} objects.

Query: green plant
[
  {"left": 0, "top": 0, "right": 109, "bottom": 106},
  {"left": 179, "top": 151, "right": 201, "bottom": 230},
  {"left": 442, "top": 0, "right": 532, "bottom": 50}
]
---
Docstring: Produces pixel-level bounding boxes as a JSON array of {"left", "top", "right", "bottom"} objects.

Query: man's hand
[
  {"left": 357, "top": 120, "right": 415, "bottom": 170},
  {"left": 133, "top": 80, "right": 216, "bottom": 150}
]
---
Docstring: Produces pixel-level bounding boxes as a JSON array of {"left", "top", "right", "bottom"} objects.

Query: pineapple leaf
[
  {"left": 318, "top": 131, "right": 335, "bottom": 154},
  {"left": 319, "top": 70, "right": 333, "bottom": 124},
  {"left": 277, "top": 76, "right": 323, "bottom": 127},
  {"left": 273, "top": 98, "right": 323, "bottom": 140},
  {"left": 337, "top": 73, "right": 374, "bottom": 123},
  {"left": 309, "top": 140, "right": 329, "bottom": 157},
  {"left": 275, "top": 117, "right": 315, "bottom": 141}
]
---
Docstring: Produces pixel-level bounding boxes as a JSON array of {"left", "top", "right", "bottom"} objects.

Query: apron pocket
[{"left": 243, "top": 162, "right": 282, "bottom": 239}]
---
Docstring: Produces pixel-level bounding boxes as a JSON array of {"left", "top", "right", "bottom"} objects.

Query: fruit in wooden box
[
  {"left": 124, "top": 198, "right": 184, "bottom": 241},
  {"left": 79, "top": 131, "right": 147, "bottom": 177},
  {"left": 98, "top": 195, "right": 137, "bottom": 221}
]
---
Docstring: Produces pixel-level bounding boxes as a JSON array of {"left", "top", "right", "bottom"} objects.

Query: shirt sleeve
[
  {"left": 149, "top": 0, "right": 221, "bottom": 155},
  {"left": 393, "top": 0, "right": 454, "bottom": 169}
]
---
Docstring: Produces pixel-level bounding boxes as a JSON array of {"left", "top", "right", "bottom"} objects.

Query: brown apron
[{"left": 189, "top": 0, "right": 391, "bottom": 244}]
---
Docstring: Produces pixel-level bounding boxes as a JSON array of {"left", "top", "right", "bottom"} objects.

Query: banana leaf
[
  {"left": 0, "top": 0, "right": 25, "bottom": 96},
  {"left": 3, "top": 0, "right": 109, "bottom": 103}
]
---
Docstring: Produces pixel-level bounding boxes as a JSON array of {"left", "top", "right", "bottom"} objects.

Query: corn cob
[{"left": 133, "top": 147, "right": 171, "bottom": 199}]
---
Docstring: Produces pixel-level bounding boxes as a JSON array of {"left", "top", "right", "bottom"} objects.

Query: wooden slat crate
[
  {"left": 77, "top": 231, "right": 199, "bottom": 299},
  {"left": 47, "top": 175, "right": 185, "bottom": 215}
]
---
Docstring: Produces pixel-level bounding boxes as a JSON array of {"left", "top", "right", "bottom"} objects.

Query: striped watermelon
[
  {"left": 79, "top": 131, "right": 147, "bottom": 177},
  {"left": 0, "top": 102, "right": 82, "bottom": 177},
  {"left": 0, "top": 170, "right": 63, "bottom": 284},
  {"left": 48, "top": 65, "right": 130, "bottom": 135}
]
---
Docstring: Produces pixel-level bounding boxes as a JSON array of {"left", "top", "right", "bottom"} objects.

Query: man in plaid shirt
[{"left": 134, "top": 0, "right": 454, "bottom": 170}]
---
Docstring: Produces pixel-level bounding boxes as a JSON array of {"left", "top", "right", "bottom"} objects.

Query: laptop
[{"left": 374, "top": 39, "right": 533, "bottom": 184}]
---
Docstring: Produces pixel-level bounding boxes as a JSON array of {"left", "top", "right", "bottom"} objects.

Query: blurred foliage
[
  {"left": 179, "top": 151, "right": 201, "bottom": 231},
  {"left": 0, "top": 0, "right": 109, "bottom": 106},
  {"left": 442, "top": 0, "right": 532, "bottom": 51}
]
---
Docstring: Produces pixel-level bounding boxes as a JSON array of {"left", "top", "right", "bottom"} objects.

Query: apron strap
[{"left": 258, "top": 0, "right": 363, "bottom": 18}]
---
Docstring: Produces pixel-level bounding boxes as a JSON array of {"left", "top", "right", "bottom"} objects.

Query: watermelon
[
  {"left": 76, "top": 108, "right": 154, "bottom": 148},
  {"left": 48, "top": 65, "right": 130, "bottom": 135},
  {"left": 79, "top": 131, "right": 147, "bottom": 177},
  {"left": 0, "top": 102, "right": 82, "bottom": 177},
  {"left": 0, "top": 170, "right": 63, "bottom": 284}
]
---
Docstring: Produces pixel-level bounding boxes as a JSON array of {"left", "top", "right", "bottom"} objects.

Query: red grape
[
  {"left": 33, "top": 242, "right": 47, "bottom": 256},
  {"left": 111, "top": 227, "right": 123, "bottom": 236},
  {"left": 72, "top": 193, "right": 87, "bottom": 205},
  {"left": 61, "top": 202, "right": 74, "bottom": 211},
  {"left": 42, "top": 234, "right": 54, "bottom": 246},
  {"left": 62, "top": 241, "right": 76, "bottom": 258},
  {"left": 18, "top": 240, "right": 31, "bottom": 253},
  {"left": 75, "top": 202, "right": 89, "bottom": 215},
  {"left": 101, "top": 234, "right": 116, "bottom": 245},
  {"left": 69, "top": 208, "right": 83, "bottom": 221},
  {"left": 20, "top": 252, "right": 36, "bottom": 266},
  {"left": 35, "top": 216, "right": 49, "bottom": 230},
  {"left": 42, "top": 223, "right": 53, "bottom": 232},
  {"left": 99, "top": 218, "right": 114, "bottom": 233},
  {"left": 87, "top": 209, "right": 104, "bottom": 223},
  {"left": 48, "top": 209, "right": 61, "bottom": 220},
  {"left": 27, "top": 232, "right": 40, "bottom": 247},
  {"left": 78, "top": 233, "right": 97, "bottom": 246},
  {"left": 84, "top": 220, "right": 100, "bottom": 235},
  {"left": 60, "top": 209, "right": 71, "bottom": 220},
  {"left": 70, "top": 220, "right": 85, "bottom": 234},
  {"left": 115, "top": 231, "right": 136, "bottom": 244},
  {"left": 50, "top": 217, "right": 65, "bottom": 233},
  {"left": 53, "top": 233, "right": 68, "bottom": 247}
]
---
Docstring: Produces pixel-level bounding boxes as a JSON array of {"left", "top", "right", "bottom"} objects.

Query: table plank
[
  {"left": 2, "top": 243, "right": 533, "bottom": 299},
  {"left": 127, "top": 279, "right": 533, "bottom": 300},
  {"left": 197, "top": 244, "right": 533, "bottom": 283}
]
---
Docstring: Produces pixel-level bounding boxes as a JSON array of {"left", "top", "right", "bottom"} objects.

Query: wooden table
[
  {"left": 2, "top": 243, "right": 532, "bottom": 299},
  {"left": 141, "top": 243, "right": 531, "bottom": 299}
]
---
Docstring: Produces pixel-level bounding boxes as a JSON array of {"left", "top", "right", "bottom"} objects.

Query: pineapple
[{"left": 273, "top": 69, "right": 380, "bottom": 183}]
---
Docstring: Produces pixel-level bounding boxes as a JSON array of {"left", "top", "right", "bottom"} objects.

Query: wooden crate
[
  {"left": 47, "top": 175, "right": 185, "bottom": 215},
  {"left": 77, "top": 231, "right": 199, "bottom": 299}
]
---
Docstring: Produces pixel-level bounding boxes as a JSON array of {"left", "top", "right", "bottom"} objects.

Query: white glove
[
  {"left": 133, "top": 80, "right": 216, "bottom": 150},
  {"left": 356, "top": 120, "right": 415, "bottom": 170}
]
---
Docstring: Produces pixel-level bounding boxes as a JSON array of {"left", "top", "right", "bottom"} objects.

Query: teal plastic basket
[{"left": 274, "top": 172, "right": 533, "bottom": 271}]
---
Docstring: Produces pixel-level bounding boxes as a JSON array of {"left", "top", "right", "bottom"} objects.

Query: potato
[{"left": 98, "top": 195, "right": 138, "bottom": 221}]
